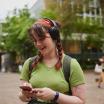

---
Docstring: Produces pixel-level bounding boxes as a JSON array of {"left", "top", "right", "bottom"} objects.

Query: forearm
[
  {"left": 31, "top": 85, "right": 86, "bottom": 104},
  {"left": 57, "top": 93, "right": 85, "bottom": 104}
]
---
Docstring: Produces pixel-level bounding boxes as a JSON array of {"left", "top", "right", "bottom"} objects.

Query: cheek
[
  {"left": 47, "top": 41, "right": 56, "bottom": 49},
  {"left": 45, "top": 39, "right": 53, "bottom": 45}
]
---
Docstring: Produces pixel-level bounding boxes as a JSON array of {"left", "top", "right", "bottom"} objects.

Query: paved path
[
  {"left": 0, "top": 71, "right": 104, "bottom": 104},
  {"left": 85, "top": 71, "right": 104, "bottom": 104}
]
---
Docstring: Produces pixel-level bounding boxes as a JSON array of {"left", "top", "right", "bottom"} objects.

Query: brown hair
[{"left": 28, "top": 18, "right": 63, "bottom": 70}]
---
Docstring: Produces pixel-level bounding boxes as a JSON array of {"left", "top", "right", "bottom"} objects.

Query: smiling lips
[{"left": 39, "top": 46, "right": 46, "bottom": 51}]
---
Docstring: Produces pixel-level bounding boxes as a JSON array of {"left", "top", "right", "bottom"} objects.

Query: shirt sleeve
[
  {"left": 20, "top": 58, "right": 31, "bottom": 81},
  {"left": 70, "top": 58, "right": 85, "bottom": 88}
]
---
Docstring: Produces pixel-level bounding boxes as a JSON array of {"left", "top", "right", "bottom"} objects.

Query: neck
[
  {"left": 43, "top": 49, "right": 58, "bottom": 60},
  {"left": 43, "top": 49, "right": 58, "bottom": 68}
]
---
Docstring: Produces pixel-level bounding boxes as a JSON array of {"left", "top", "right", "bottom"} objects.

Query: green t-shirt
[{"left": 20, "top": 55, "right": 85, "bottom": 93}]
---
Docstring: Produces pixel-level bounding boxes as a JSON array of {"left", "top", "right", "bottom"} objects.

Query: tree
[
  {"left": 99, "top": 0, "right": 104, "bottom": 24},
  {"left": 40, "top": 9, "right": 57, "bottom": 20},
  {"left": 1, "top": 6, "right": 36, "bottom": 62},
  {"left": 42, "top": 0, "right": 104, "bottom": 53},
  {"left": 42, "top": 0, "right": 89, "bottom": 47}
]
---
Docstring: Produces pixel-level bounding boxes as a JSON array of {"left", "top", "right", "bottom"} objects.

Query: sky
[{"left": 0, "top": 0, "right": 36, "bottom": 20}]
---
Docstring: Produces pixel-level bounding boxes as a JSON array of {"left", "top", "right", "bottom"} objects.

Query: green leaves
[
  {"left": 40, "top": 9, "right": 57, "bottom": 20},
  {"left": 1, "top": 7, "right": 36, "bottom": 59},
  {"left": 43, "top": 0, "right": 104, "bottom": 52}
]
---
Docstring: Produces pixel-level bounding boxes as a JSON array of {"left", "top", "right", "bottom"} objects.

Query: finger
[
  {"left": 22, "top": 90, "right": 32, "bottom": 97},
  {"left": 35, "top": 91, "right": 44, "bottom": 97},
  {"left": 32, "top": 89, "right": 38, "bottom": 93},
  {"left": 22, "top": 90, "right": 29, "bottom": 93},
  {"left": 22, "top": 82, "right": 32, "bottom": 88},
  {"left": 33, "top": 88, "right": 43, "bottom": 93}
]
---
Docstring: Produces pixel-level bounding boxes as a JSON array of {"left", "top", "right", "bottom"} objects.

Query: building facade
[{"left": 29, "top": 0, "right": 45, "bottom": 19}]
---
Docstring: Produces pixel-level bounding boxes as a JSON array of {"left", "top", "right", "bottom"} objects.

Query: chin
[
  {"left": 41, "top": 51, "right": 49, "bottom": 57},
  {"left": 40, "top": 51, "right": 46, "bottom": 56}
]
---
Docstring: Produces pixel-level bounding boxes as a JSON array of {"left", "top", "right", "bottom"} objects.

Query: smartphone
[{"left": 19, "top": 85, "right": 32, "bottom": 91}]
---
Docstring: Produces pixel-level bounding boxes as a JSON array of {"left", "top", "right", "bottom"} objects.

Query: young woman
[
  {"left": 98, "top": 69, "right": 104, "bottom": 88},
  {"left": 94, "top": 60, "right": 102, "bottom": 74},
  {"left": 19, "top": 18, "right": 86, "bottom": 104}
]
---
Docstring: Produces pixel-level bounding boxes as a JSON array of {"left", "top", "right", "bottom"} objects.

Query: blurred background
[{"left": 0, "top": 0, "right": 104, "bottom": 104}]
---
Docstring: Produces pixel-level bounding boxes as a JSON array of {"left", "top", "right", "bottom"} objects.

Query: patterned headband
[{"left": 35, "top": 19, "right": 52, "bottom": 28}]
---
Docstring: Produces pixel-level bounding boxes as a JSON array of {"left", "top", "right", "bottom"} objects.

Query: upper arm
[
  {"left": 70, "top": 59, "right": 85, "bottom": 88},
  {"left": 72, "top": 84, "right": 86, "bottom": 103},
  {"left": 70, "top": 59, "right": 86, "bottom": 103},
  {"left": 20, "top": 58, "right": 31, "bottom": 81}
]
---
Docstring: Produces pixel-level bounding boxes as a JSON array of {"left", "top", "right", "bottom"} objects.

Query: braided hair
[{"left": 28, "top": 18, "right": 63, "bottom": 70}]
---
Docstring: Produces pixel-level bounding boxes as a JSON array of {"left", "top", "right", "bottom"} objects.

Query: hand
[
  {"left": 22, "top": 82, "right": 32, "bottom": 88},
  {"left": 22, "top": 89, "right": 33, "bottom": 98},
  {"left": 21, "top": 82, "right": 33, "bottom": 98},
  {"left": 32, "top": 87, "right": 56, "bottom": 101}
]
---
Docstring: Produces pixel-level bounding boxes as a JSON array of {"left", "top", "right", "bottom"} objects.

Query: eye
[
  {"left": 33, "top": 38, "right": 45, "bottom": 44},
  {"left": 38, "top": 38, "right": 45, "bottom": 41}
]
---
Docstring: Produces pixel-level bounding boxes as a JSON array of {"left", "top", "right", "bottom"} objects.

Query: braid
[
  {"left": 31, "top": 52, "right": 43, "bottom": 69},
  {"left": 55, "top": 38, "right": 63, "bottom": 70}
]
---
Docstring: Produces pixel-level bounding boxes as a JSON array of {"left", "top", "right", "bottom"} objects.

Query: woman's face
[{"left": 31, "top": 30, "right": 56, "bottom": 56}]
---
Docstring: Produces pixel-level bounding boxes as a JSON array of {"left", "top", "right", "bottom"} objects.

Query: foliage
[
  {"left": 1, "top": 7, "right": 36, "bottom": 60},
  {"left": 99, "top": 0, "right": 104, "bottom": 24},
  {"left": 43, "top": 0, "right": 104, "bottom": 51},
  {"left": 86, "top": 34, "right": 103, "bottom": 49},
  {"left": 40, "top": 9, "right": 57, "bottom": 20}
]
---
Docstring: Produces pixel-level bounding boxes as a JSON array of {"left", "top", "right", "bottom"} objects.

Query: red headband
[{"left": 35, "top": 19, "right": 52, "bottom": 28}]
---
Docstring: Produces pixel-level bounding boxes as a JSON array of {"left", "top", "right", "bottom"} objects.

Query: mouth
[{"left": 39, "top": 46, "right": 46, "bottom": 51}]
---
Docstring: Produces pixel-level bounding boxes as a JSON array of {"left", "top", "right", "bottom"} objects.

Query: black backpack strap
[{"left": 63, "top": 55, "right": 72, "bottom": 95}]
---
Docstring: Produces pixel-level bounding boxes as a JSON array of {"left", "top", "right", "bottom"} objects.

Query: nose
[{"left": 37, "top": 40, "right": 42, "bottom": 45}]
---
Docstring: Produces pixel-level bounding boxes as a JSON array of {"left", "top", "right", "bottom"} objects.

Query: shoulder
[
  {"left": 71, "top": 58, "right": 80, "bottom": 66},
  {"left": 24, "top": 56, "right": 37, "bottom": 64},
  {"left": 70, "top": 57, "right": 84, "bottom": 77},
  {"left": 63, "top": 54, "right": 79, "bottom": 65},
  {"left": 22, "top": 57, "right": 36, "bottom": 68},
  {"left": 70, "top": 58, "right": 85, "bottom": 87},
  {"left": 63, "top": 54, "right": 71, "bottom": 61},
  {"left": 63, "top": 54, "right": 81, "bottom": 70},
  {"left": 23, "top": 58, "right": 31, "bottom": 65}
]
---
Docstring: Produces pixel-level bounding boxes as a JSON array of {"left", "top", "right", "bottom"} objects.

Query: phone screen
[{"left": 20, "top": 86, "right": 32, "bottom": 91}]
